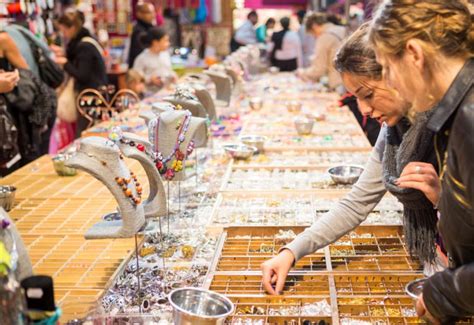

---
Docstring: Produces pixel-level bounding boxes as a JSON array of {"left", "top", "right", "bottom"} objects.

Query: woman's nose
[{"left": 357, "top": 99, "right": 373, "bottom": 117}]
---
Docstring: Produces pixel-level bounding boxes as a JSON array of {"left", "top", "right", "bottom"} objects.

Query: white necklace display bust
[
  {"left": 65, "top": 136, "right": 145, "bottom": 239},
  {"left": 118, "top": 132, "right": 167, "bottom": 218}
]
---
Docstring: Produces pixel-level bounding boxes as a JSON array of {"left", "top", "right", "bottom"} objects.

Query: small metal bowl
[
  {"left": 0, "top": 185, "right": 16, "bottom": 212},
  {"left": 294, "top": 117, "right": 314, "bottom": 136},
  {"left": 52, "top": 154, "right": 77, "bottom": 176},
  {"left": 240, "top": 135, "right": 267, "bottom": 153},
  {"left": 249, "top": 97, "right": 264, "bottom": 111},
  {"left": 406, "top": 278, "right": 427, "bottom": 300},
  {"left": 286, "top": 101, "right": 302, "bottom": 113},
  {"left": 269, "top": 66, "right": 280, "bottom": 74},
  {"left": 223, "top": 144, "right": 257, "bottom": 160},
  {"left": 328, "top": 165, "right": 364, "bottom": 185},
  {"left": 169, "top": 287, "right": 234, "bottom": 325}
]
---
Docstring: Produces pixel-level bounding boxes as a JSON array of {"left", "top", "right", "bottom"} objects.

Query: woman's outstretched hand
[{"left": 261, "top": 249, "right": 295, "bottom": 295}]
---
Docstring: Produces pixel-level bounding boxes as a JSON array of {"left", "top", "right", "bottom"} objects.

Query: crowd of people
[
  {"left": 0, "top": 0, "right": 472, "bottom": 322},
  {"left": 0, "top": 2, "right": 177, "bottom": 177},
  {"left": 260, "top": 1, "right": 474, "bottom": 323}
]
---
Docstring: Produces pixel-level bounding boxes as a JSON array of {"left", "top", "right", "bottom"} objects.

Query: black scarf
[
  {"left": 382, "top": 112, "right": 439, "bottom": 263},
  {"left": 66, "top": 27, "right": 93, "bottom": 61}
]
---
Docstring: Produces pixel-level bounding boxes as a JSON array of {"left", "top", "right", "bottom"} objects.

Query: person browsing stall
[
  {"left": 297, "top": 12, "right": 346, "bottom": 91},
  {"left": 128, "top": 2, "right": 155, "bottom": 68},
  {"left": 370, "top": 0, "right": 474, "bottom": 323},
  {"left": 267, "top": 17, "right": 302, "bottom": 72},
  {"left": 132, "top": 27, "right": 177, "bottom": 94},
  {"left": 231, "top": 10, "right": 259, "bottom": 52},
  {"left": 261, "top": 23, "right": 442, "bottom": 296}
]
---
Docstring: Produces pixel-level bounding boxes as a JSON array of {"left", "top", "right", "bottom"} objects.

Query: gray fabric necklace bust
[{"left": 382, "top": 111, "right": 438, "bottom": 263}]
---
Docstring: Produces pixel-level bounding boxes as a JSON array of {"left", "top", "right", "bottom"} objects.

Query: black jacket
[
  {"left": 64, "top": 28, "right": 107, "bottom": 92},
  {"left": 423, "top": 58, "right": 474, "bottom": 323},
  {"left": 128, "top": 19, "right": 153, "bottom": 68}
]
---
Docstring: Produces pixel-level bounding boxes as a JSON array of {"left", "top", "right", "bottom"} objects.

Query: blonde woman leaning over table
[
  {"left": 369, "top": 0, "right": 474, "bottom": 323},
  {"left": 261, "top": 22, "right": 442, "bottom": 303}
]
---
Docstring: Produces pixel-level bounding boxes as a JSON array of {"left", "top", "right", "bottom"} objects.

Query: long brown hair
[
  {"left": 57, "top": 9, "right": 85, "bottom": 31},
  {"left": 334, "top": 22, "right": 382, "bottom": 80}
]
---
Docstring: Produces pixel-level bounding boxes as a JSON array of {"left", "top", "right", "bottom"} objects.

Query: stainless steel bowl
[
  {"left": 406, "top": 278, "right": 427, "bottom": 300},
  {"left": 328, "top": 165, "right": 364, "bottom": 185},
  {"left": 52, "top": 154, "right": 77, "bottom": 176},
  {"left": 249, "top": 97, "right": 264, "bottom": 110},
  {"left": 223, "top": 144, "right": 257, "bottom": 160},
  {"left": 169, "top": 287, "right": 234, "bottom": 325},
  {"left": 286, "top": 101, "right": 302, "bottom": 113},
  {"left": 269, "top": 66, "right": 280, "bottom": 74},
  {"left": 0, "top": 186, "right": 16, "bottom": 212},
  {"left": 240, "top": 135, "right": 267, "bottom": 153},
  {"left": 294, "top": 117, "right": 314, "bottom": 135}
]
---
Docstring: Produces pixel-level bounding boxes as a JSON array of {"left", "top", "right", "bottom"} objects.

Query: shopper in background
[
  {"left": 267, "top": 17, "right": 302, "bottom": 72},
  {"left": 261, "top": 23, "right": 441, "bottom": 297},
  {"left": 128, "top": 2, "right": 155, "bottom": 68},
  {"left": 125, "top": 69, "right": 146, "bottom": 99},
  {"left": 370, "top": 0, "right": 474, "bottom": 323},
  {"left": 231, "top": 10, "right": 259, "bottom": 52},
  {"left": 54, "top": 9, "right": 107, "bottom": 137},
  {"left": 0, "top": 32, "right": 56, "bottom": 175},
  {"left": 296, "top": 10, "right": 315, "bottom": 68},
  {"left": 256, "top": 18, "right": 275, "bottom": 43},
  {"left": 4, "top": 24, "right": 49, "bottom": 79},
  {"left": 296, "top": 12, "right": 346, "bottom": 91},
  {"left": 133, "top": 27, "right": 177, "bottom": 94}
]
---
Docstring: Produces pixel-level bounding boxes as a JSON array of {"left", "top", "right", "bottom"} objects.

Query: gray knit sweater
[{"left": 285, "top": 127, "right": 387, "bottom": 261}]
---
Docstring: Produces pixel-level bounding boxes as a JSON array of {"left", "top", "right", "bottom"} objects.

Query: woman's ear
[{"left": 405, "top": 39, "right": 425, "bottom": 72}]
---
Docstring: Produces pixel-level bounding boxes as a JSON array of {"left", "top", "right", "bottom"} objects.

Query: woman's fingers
[{"left": 261, "top": 264, "right": 277, "bottom": 295}]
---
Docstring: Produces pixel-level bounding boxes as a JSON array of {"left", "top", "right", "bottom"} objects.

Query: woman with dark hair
[
  {"left": 133, "top": 27, "right": 177, "bottom": 93},
  {"left": 256, "top": 18, "right": 275, "bottom": 43},
  {"left": 53, "top": 9, "right": 107, "bottom": 136},
  {"left": 267, "top": 17, "right": 302, "bottom": 72},
  {"left": 261, "top": 23, "right": 442, "bottom": 297}
]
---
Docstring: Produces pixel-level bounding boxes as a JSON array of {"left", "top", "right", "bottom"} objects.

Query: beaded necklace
[
  {"left": 108, "top": 113, "right": 195, "bottom": 181},
  {"left": 148, "top": 111, "right": 195, "bottom": 180},
  {"left": 85, "top": 151, "right": 142, "bottom": 206}
]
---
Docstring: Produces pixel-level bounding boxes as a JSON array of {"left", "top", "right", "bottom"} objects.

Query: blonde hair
[
  {"left": 370, "top": 0, "right": 474, "bottom": 59},
  {"left": 126, "top": 69, "right": 145, "bottom": 85}
]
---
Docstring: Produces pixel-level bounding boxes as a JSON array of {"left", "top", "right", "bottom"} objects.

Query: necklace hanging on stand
[{"left": 148, "top": 112, "right": 195, "bottom": 180}]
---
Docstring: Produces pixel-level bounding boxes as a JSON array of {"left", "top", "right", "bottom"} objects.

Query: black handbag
[
  {"left": 4, "top": 69, "right": 36, "bottom": 113},
  {"left": 0, "top": 97, "right": 19, "bottom": 167},
  {"left": 18, "top": 29, "right": 64, "bottom": 89}
]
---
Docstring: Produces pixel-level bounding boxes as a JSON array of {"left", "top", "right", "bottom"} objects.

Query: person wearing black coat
[
  {"left": 128, "top": 3, "right": 155, "bottom": 68},
  {"left": 55, "top": 10, "right": 107, "bottom": 137},
  {"left": 370, "top": 1, "right": 474, "bottom": 323}
]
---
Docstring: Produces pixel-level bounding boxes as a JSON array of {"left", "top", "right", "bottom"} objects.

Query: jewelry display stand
[
  {"left": 139, "top": 102, "right": 175, "bottom": 126},
  {"left": 117, "top": 133, "right": 167, "bottom": 218},
  {"left": 65, "top": 137, "right": 145, "bottom": 239},
  {"left": 163, "top": 92, "right": 208, "bottom": 119},
  {"left": 0, "top": 208, "right": 33, "bottom": 281},
  {"left": 189, "top": 84, "right": 217, "bottom": 120},
  {"left": 149, "top": 110, "right": 207, "bottom": 182},
  {"left": 204, "top": 70, "right": 233, "bottom": 107}
]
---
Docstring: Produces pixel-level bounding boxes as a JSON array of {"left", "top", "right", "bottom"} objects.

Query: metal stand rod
[
  {"left": 134, "top": 233, "right": 142, "bottom": 313},
  {"left": 157, "top": 216, "right": 166, "bottom": 269},
  {"left": 178, "top": 181, "right": 181, "bottom": 216},
  {"left": 195, "top": 149, "right": 198, "bottom": 187},
  {"left": 167, "top": 181, "right": 170, "bottom": 234}
]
